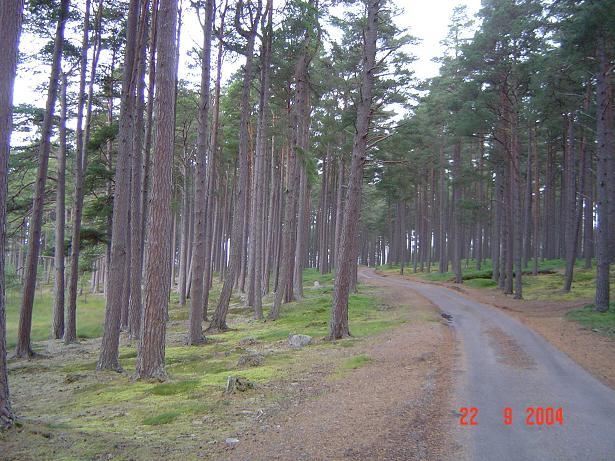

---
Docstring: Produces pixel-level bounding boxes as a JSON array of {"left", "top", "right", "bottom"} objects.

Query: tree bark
[
  {"left": 135, "top": 0, "right": 177, "bottom": 380},
  {"left": 52, "top": 74, "right": 68, "bottom": 340},
  {"left": 16, "top": 0, "right": 69, "bottom": 358},
  {"left": 330, "top": 0, "right": 380, "bottom": 340},
  {"left": 187, "top": 0, "right": 213, "bottom": 344},
  {"left": 0, "top": 0, "right": 23, "bottom": 429},
  {"left": 128, "top": 0, "right": 150, "bottom": 339},
  {"left": 247, "top": 0, "right": 272, "bottom": 319},
  {"left": 98, "top": 0, "right": 141, "bottom": 370},
  {"left": 594, "top": 37, "right": 612, "bottom": 312}
]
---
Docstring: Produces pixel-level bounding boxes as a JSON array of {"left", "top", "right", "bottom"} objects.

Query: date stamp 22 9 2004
[{"left": 458, "top": 406, "right": 564, "bottom": 426}]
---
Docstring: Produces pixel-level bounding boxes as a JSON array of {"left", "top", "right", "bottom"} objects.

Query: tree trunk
[
  {"left": 135, "top": 0, "right": 177, "bottom": 380},
  {"left": 141, "top": 0, "right": 158, "bottom": 246},
  {"left": 452, "top": 142, "right": 462, "bottom": 284},
  {"left": 187, "top": 0, "right": 213, "bottom": 344},
  {"left": 438, "top": 140, "right": 448, "bottom": 274},
  {"left": 594, "top": 37, "right": 611, "bottom": 312},
  {"left": 248, "top": 0, "right": 272, "bottom": 319},
  {"left": 128, "top": 0, "right": 149, "bottom": 339},
  {"left": 531, "top": 124, "right": 540, "bottom": 275},
  {"left": 52, "top": 74, "right": 68, "bottom": 340},
  {"left": 510, "top": 96, "right": 522, "bottom": 299},
  {"left": 98, "top": 0, "right": 141, "bottom": 371},
  {"left": 0, "top": 0, "right": 23, "bottom": 429},
  {"left": 16, "top": 0, "right": 69, "bottom": 358},
  {"left": 201, "top": 5, "right": 227, "bottom": 319},
  {"left": 330, "top": 0, "right": 379, "bottom": 340},
  {"left": 66, "top": 0, "right": 103, "bottom": 343},
  {"left": 564, "top": 115, "right": 581, "bottom": 292},
  {"left": 178, "top": 164, "right": 191, "bottom": 306}
]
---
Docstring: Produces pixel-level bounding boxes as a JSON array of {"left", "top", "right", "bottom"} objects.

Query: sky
[
  {"left": 394, "top": 0, "right": 481, "bottom": 80},
  {"left": 14, "top": 0, "right": 483, "bottom": 113}
]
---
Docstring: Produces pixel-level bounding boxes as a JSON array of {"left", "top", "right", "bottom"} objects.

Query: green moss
[
  {"left": 566, "top": 304, "right": 615, "bottom": 337},
  {"left": 142, "top": 411, "right": 182, "bottom": 426},
  {"left": 149, "top": 380, "right": 201, "bottom": 396}
]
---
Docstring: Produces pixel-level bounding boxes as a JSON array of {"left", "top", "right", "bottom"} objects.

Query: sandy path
[{"left": 224, "top": 271, "right": 459, "bottom": 461}]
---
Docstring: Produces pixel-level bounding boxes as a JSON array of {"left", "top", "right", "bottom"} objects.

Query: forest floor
[
  {"left": 376, "top": 262, "right": 615, "bottom": 390},
  {"left": 1, "top": 269, "right": 456, "bottom": 460}
]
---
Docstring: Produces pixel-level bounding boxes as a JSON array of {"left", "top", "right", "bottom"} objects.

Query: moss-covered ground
[{"left": 2, "top": 268, "right": 410, "bottom": 460}]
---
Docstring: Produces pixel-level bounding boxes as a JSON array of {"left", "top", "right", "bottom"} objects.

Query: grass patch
[
  {"left": 341, "top": 354, "right": 371, "bottom": 370},
  {"left": 566, "top": 304, "right": 615, "bottom": 337},
  {"left": 5, "top": 287, "right": 106, "bottom": 349},
  {"left": 142, "top": 411, "right": 182, "bottom": 426},
  {"left": 466, "top": 278, "right": 498, "bottom": 288}
]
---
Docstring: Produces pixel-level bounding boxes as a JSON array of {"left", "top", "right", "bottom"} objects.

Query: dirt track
[{"left": 226, "top": 270, "right": 459, "bottom": 461}]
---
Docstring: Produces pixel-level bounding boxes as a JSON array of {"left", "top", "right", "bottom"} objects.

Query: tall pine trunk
[
  {"left": 67, "top": 0, "right": 103, "bottom": 343},
  {"left": 128, "top": 0, "right": 149, "bottom": 339},
  {"left": 248, "top": 0, "right": 272, "bottom": 319},
  {"left": 0, "top": 0, "right": 23, "bottom": 429},
  {"left": 52, "top": 74, "right": 68, "bottom": 339},
  {"left": 594, "top": 37, "right": 612, "bottom": 312},
  {"left": 135, "top": 0, "right": 177, "bottom": 380},
  {"left": 187, "top": 0, "right": 213, "bottom": 344},
  {"left": 98, "top": 0, "right": 141, "bottom": 370},
  {"left": 330, "top": 0, "right": 379, "bottom": 340},
  {"left": 16, "top": 0, "right": 69, "bottom": 358}
]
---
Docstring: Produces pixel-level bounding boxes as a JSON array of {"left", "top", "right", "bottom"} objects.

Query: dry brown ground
[
  {"left": 384, "top": 272, "right": 615, "bottom": 391},
  {"left": 216, "top": 276, "right": 460, "bottom": 461}
]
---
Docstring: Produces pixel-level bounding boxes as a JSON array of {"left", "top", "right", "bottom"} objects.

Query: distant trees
[{"left": 361, "top": 0, "right": 613, "bottom": 312}]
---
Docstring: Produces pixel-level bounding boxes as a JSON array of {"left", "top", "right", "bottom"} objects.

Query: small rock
[
  {"left": 237, "top": 352, "right": 265, "bottom": 368},
  {"left": 225, "top": 437, "right": 240, "bottom": 448},
  {"left": 288, "top": 334, "right": 312, "bottom": 348}
]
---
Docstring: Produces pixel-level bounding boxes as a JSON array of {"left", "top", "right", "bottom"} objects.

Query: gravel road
[{"left": 361, "top": 268, "right": 615, "bottom": 461}]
